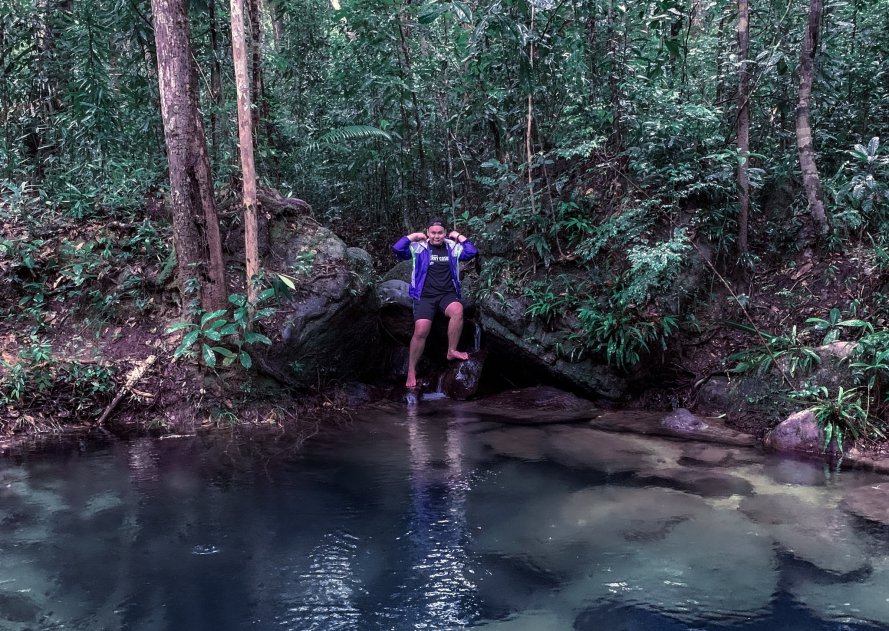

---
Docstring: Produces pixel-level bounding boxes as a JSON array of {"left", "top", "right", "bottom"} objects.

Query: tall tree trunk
[
  {"left": 606, "top": 0, "right": 623, "bottom": 151},
  {"left": 396, "top": 7, "right": 428, "bottom": 210},
  {"left": 208, "top": 0, "right": 223, "bottom": 160},
  {"left": 231, "top": 0, "right": 260, "bottom": 306},
  {"left": 736, "top": 0, "right": 751, "bottom": 255},
  {"left": 248, "top": 0, "right": 263, "bottom": 140},
  {"left": 151, "top": 0, "right": 227, "bottom": 313},
  {"left": 796, "top": 0, "right": 829, "bottom": 246}
]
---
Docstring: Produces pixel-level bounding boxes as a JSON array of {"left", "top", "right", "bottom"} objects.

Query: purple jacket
[{"left": 392, "top": 236, "right": 478, "bottom": 300}]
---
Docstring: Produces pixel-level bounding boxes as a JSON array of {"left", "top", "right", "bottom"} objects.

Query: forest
[{"left": 1, "top": 0, "right": 889, "bottom": 452}]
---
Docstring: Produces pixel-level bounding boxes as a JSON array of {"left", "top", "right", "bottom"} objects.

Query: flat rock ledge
[{"left": 590, "top": 409, "right": 756, "bottom": 447}]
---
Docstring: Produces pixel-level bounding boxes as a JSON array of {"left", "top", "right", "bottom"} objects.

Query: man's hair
[{"left": 427, "top": 217, "right": 445, "bottom": 229}]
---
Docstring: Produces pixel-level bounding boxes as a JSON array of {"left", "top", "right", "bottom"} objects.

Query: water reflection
[{"left": 403, "top": 404, "right": 478, "bottom": 628}]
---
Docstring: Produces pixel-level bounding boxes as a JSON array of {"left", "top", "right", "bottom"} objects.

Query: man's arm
[
  {"left": 448, "top": 230, "right": 478, "bottom": 260},
  {"left": 393, "top": 232, "right": 427, "bottom": 260}
]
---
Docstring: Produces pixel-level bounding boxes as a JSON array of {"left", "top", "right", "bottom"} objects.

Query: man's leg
[
  {"left": 444, "top": 301, "right": 469, "bottom": 361},
  {"left": 406, "top": 319, "right": 432, "bottom": 388}
]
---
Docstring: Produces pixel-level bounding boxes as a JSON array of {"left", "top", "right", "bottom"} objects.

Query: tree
[
  {"left": 231, "top": 0, "right": 260, "bottom": 306},
  {"left": 736, "top": 0, "right": 750, "bottom": 256},
  {"left": 796, "top": 0, "right": 829, "bottom": 247},
  {"left": 151, "top": 0, "right": 227, "bottom": 313}
]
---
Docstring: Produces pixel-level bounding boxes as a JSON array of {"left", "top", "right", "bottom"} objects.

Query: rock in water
[
  {"left": 441, "top": 354, "right": 485, "bottom": 400},
  {"left": 661, "top": 408, "right": 708, "bottom": 432}
]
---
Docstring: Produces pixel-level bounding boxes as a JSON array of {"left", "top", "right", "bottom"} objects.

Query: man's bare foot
[
  {"left": 406, "top": 371, "right": 418, "bottom": 388},
  {"left": 447, "top": 349, "right": 469, "bottom": 361}
]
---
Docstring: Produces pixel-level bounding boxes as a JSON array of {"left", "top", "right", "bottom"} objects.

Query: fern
[{"left": 308, "top": 125, "right": 393, "bottom": 151}]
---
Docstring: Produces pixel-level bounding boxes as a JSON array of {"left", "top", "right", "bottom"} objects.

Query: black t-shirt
[{"left": 422, "top": 243, "right": 454, "bottom": 297}]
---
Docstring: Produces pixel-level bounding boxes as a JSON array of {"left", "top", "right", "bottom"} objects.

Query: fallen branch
[{"left": 96, "top": 355, "right": 157, "bottom": 426}]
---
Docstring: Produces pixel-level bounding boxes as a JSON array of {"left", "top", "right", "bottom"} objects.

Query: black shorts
[{"left": 413, "top": 292, "right": 461, "bottom": 321}]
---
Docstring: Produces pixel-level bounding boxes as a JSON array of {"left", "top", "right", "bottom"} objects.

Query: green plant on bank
[
  {"left": 728, "top": 309, "right": 874, "bottom": 379},
  {"left": 850, "top": 328, "right": 889, "bottom": 417},
  {"left": 568, "top": 304, "right": 678, "bottom": 370},
  {"left": 728, "top": 308, "right": 889, "bottom": 446},
  {"left": 168, "top": 290, "right": 276, "bottom": 369},
  {"left": 789, "top": 385, "right": 876, "bottom": 453},
  {"left": 523, "top": 275, "right": 579, "bottom": 324},
  {"left": 0, "top": 335, "right": 117, "bottom": 417}
]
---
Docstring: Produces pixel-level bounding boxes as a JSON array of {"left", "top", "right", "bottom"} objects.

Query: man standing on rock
[{"left": 393, "top": 218, "right": 478, "bottom": 389}]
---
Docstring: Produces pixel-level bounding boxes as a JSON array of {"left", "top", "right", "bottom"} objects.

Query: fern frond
[{"left": 307, "top": 125, "right": 393, "bottom": 151}]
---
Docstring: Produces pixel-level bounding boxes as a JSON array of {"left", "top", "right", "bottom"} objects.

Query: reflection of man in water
[
  {"left": 393, "top": 219, "right": 478, "bottom": 388},
  {"left": 404, "top": 406, "right": 477, "bottom": 626}
]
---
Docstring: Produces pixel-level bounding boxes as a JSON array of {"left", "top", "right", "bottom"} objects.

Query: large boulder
[
  {"left": 256, "top": 213, "right": 380, "bottom": 387},
  {"left": 763, "top": 409, "right": 823, "bottom": 454}
]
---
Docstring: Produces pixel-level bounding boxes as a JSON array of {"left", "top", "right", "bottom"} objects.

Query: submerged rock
[
  {"left": 556, "top": 509, "right": 778, "bottom": 624},
  {"left": 636, "top": 466, "right": 754, "bottom": 498},
  {"left": 469, "top": 386, "right": 596, "bottom": 424},
  {"left": 843, "top": 482, "right": 889, "bottom": 525},
  {"left": 740, "top": 494, "right": 868, "bottom": 575},
  {"left": 545, "top": 427, "right": 684, "bottom": 475},
  {"left": 791, "top": 555, "right": 889, "bottom": 627}
]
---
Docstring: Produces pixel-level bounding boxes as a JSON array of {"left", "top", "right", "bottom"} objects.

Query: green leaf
[
  {"left": 259, "top": 287, "right": 276, "bottom": 301},
  {"left": 203, "top": 330, "right": 222, "bottom": 341},
  {"left": 451, "top": 1, "right": 472, "bottom": 22},
  {"left": 211, "top": 346, "right": 235, "bottom": 358},
  {"left": 228, "top": 294, "right": 247, "bottom": 307},
  {"left": 277, "top": 274, "right": 296, "bottom": 290},
  {"left": 244, "top": 331, "right": 272, "bottom": 345},
  {"left": 180, "top": 329, "right": 200, "bottom": 350},
  {"left": 202, "top": 343, "right": 217, "bottom": 368},
  {"left": 239, "top": 351, "right": 252, "bottom": 369},
  {"left": 201, "top": 309, "right": 227, "bottom": 327},
  {"left": 166, "top": 321, "right": 194, "bottom": 333},
  {"left": 218, "top": 323, "right": 240, "bottom": 336},
  {"left": 418, "top": 3, "right": 448, "bottom": 24}
]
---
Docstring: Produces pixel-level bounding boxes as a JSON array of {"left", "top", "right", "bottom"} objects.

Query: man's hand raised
[{"left": 408, "top": 232, "right": 427, "bottom": 242}]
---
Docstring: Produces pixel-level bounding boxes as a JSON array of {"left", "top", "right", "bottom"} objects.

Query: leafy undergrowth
[{"left": 0, "top": 210, "right": 351, "bottom": 444}]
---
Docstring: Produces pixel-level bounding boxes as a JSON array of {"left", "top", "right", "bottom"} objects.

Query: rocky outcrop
[
  {"left": 257, "top": 212, "right": 379, "bottom": 387},
  {"left": 477, "top": 290, "right": 627, "bottom": 400}
]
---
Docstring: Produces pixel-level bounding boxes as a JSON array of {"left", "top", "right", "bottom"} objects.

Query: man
[{"left": 393, "top": 218, "right": 478, "bottom": 388}]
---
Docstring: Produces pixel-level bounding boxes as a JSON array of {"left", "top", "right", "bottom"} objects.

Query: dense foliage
[{"left": 2, "top": 0, "right": 889, "bottom": 440}]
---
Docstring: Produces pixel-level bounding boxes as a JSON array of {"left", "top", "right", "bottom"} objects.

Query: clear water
[{"left": 2, "top": 401, "right": 889, "bottom": 630}]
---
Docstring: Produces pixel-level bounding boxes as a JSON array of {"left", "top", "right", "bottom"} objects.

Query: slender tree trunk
[
  {"left": 248, "top": 0, "right": 263, "bottom": 140},
  {"left": 151, "top": 0, "right": 227, "bottom": 313},
  {"left": 714, "top": 9, "right": 728, "bottom": 107},
  {"left": 396, "top": 9, "right": 428, "bottom": 210},
  {"left": 606, "top": 0, "right": 623, "bottom": 151},
  {"left": 737, "top": 0, "right": 751, "bottom": 255},
  {"left": 208, "top": 0, "right": 223, "bottom": 160},
  {"left": 231, "top": 0, "right": 260, "bottom": 306},
  {"left": 796, "top": 0, "right": 829, "bottom": 247},
  {"left": 585, "top": 9, "right": 598, "bottom": 98}
]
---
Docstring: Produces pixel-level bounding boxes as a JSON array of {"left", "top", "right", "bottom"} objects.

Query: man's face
[{"left": 426, "top": 225, "right": 446, "bottom": 245}]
